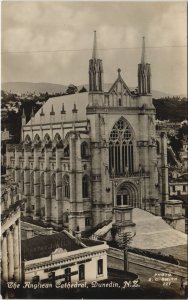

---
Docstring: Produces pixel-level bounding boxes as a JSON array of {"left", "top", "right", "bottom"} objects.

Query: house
[{"left": 22, "top": 230, "right": 108, "bottom": 284}]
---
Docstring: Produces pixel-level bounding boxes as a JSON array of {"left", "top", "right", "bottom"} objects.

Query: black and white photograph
[{"left": 1, "top": 1, "right": 187, "bottom": 299}]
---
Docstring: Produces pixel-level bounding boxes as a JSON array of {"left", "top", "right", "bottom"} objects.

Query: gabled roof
[{"left": 107, "top": 73, "right": 133, "bottom": 97}]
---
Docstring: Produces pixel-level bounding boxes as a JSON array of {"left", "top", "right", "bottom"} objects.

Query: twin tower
[{"left": 89, "top": 31, "right": 151, "bottom": 95}]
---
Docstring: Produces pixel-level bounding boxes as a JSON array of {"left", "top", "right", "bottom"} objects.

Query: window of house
[
  {"left": 85, "top": 217, "right": 90, "bottom": 226},
  {"left": 119, "top": 98, "right": 122, "bottom": 106},
  {"left": 82, "top": 175, "right": 89, "bottom": 198},
  {"left": 172, "top": 186, "right": 176, "bottom": 192},
  {"left": 183, "top": 185, "right": 186, "bottom": 192},
  {"left": 97, "top": 259, "right": 103, "bottom": 275},
  {"left": 64, "top": 268, "right": 71, "bottom": 283},
  {"left": 79, "top": 264, "right": 85, "bottom": 281}
]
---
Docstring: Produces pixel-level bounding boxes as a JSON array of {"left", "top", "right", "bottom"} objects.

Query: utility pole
[{"left": 118, "top": 232, "right": 135, "bottom": 272}]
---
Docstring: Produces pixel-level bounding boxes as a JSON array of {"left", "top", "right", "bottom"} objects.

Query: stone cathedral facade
[{"left": 6, "top": 32, "right": 167, "bottom": 232}]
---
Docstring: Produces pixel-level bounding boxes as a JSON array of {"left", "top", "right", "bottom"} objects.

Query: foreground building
[
  {"left": 1, "top": 177, "right": 22, "bottom": 282},
  {"left": 6, "top": 32, "right": 168, "bottom": 232},
  {"left": 22, "top": 230, "right": 108, "bottom": 284}
]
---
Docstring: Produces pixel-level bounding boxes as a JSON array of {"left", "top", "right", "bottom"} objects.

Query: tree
[{"left": 66, "top": 84, "right": 78, "bottom": 95}]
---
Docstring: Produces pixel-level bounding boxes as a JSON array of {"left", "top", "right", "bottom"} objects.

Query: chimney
[{"left": 61, "top": 103, "right": 66, "bottom": 122}]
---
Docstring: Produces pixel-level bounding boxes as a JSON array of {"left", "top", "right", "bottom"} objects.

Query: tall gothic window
[
  {"left": 51, "top": 173, "right": 56, "bottom": 197},
  {"left": 30, "top": 172, "right": 34, "bottom": 195},
  {"left": 40, "top": 172, "right": 44, "bottom": 195},
  {"left": 109, "top": 118, "right": 134, "bottom": 176},
  {"left": 63, "top": 175, "right": 70, "bottom": 198},
  {"left": 82, "top": 175, "right": 89, "bottom": 198}
]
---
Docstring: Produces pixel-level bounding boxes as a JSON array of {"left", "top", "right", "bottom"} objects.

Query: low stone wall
[{"left": 108, "top": 247, "right": 187, "bottom": 293}]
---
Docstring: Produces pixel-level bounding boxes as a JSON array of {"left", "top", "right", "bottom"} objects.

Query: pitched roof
[
  {"left": 21, "top": 230, "right": 105, "bottom": 261},
  {"left": 27, "top": 92, "right": 88, "bottom": 125},
  {"left": 22, "top": 231, "right": 84, "bottom": 260}
]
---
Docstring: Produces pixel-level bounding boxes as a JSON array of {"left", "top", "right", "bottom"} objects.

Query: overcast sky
[{"left": 1, "top": 1, "right": 187, "bottom": 95}]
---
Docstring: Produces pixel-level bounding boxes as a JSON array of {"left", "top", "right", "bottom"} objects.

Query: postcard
[{"left": 1, "top": 1, "right": 187, "bottom": 299}]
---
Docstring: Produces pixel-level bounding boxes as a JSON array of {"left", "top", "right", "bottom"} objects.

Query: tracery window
[
  {"left": 82, "top": 175, "right": 89, "bottom": 198},
  {"left": 63, "top": 174, "right": 70, "bottom": 198},
  {"left": 109, "top": 118, "right": 134, "bottom": 176}
]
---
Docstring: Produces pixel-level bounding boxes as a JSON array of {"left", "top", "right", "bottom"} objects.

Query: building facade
[
  {"left": 6, "top": 32, "right": 167, "bottom": 232},
  {"left": 22, "top": 230, "right": 108, "bottom": 284},
  {"left": 1, "top": 178, "right": 22, "bottom": 283}
]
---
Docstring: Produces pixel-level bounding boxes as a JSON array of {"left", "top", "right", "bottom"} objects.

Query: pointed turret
[
  {"left": 22, "top": 107, "right": 26, "bottom": 126},
  {"left": 89, "top": 31, "right": 104, "bottom": 93},
  {"left": 92, "top": 30, "right": 98, "bottom": 59},
  {"left": 30, "top": 106, "right": 35, "bottom": 125},
  {"left": 40, "top": 107, "right": 45, "bottom": 117},
  {"left": 31, "top": 106, "right": 35, "bottom": 118},
  {"left": 61, "top": 103, "right": 66, "bottom": 122},
  {"left": 50, "top": 104, "right": 55, "bottom": 115},
  {"left": 50, "top": 104, "right": 55, "bottom": 123},
  {"left": 61, "top": 103, "right": 66, "bottom": 115},
  {"left": 141, "top": 36, "right": 146, "bottom": 65},
  {"left": 40, "top": 107, "right": 45, "bottom": 123},
  {"left": 138, "top": 36, "right": 151, "bottom": 95}
]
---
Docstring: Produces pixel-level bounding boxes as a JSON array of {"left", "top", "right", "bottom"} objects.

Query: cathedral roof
[{"left": 27, "top": 92, "right": 88, "bottom": 125}]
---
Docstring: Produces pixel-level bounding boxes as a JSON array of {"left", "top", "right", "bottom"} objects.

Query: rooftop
[
  {"left": 22, "top": 230, "right": 104, "bottom": 261},
  {"left": 26, "top": 92, "right": 88, "bottom": 125}
]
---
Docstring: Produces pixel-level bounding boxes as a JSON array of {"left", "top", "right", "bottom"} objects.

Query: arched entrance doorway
[{"left": 116, "top": 181, "right": 140, "bottom": 208}]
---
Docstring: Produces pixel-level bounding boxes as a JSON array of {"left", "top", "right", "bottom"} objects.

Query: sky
[{"left": 1, "top": 1, "right": 187, "bottom": 95}]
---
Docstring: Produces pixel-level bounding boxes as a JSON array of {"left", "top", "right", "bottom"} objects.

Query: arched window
[
  {"left": 81, "top": 142, "right": 89, "bottom": 159},
  {"left": 34, "top": 134, "right": 41, "bottom": 145},
  {"left": 30, "top": 172, "right": 34, "bottom": 195},
  {"left": 25, "top": 135, "right": 31, "bottom": 145},
  {"left": 51, "top": 173, "right": 56, "bottom": 197},
  {"left": 63, "top": 175, "right": 70, "bottom": 198},
  {"left": 82, "top": 175, "right": 89, "bottom": 198},
  {"left": 40, "top": 172, "right": 44, "bottom": 195},
  {"left": 64, "top": 144, "right": 70, "bottom": 157},
  {"left": 109, "top": 118, "right": 134, "bottom": 176}
]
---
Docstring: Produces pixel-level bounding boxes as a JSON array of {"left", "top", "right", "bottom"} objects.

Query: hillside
[
  {"left": 1, "top": 81, "right": 178, "bottom": 99},
  {"left": 1, "top": 82, "right": 67, "bottom": 94}
]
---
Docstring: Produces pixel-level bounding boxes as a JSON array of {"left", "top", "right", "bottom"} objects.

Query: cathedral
[{"left": 6, "top": 32, "right": 168, "bottom": 232}]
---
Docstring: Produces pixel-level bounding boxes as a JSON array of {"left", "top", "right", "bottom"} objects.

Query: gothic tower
[
  {"left": 88, "top": 31, "right": 104, "bottom": 107},
  {"left": 138, "top": 37, "right": 151, "bottom": 95}
]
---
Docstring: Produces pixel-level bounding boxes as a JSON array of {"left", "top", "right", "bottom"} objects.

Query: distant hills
[{"left": 1, "top": 81, "right": 185, "bottom": 99}]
